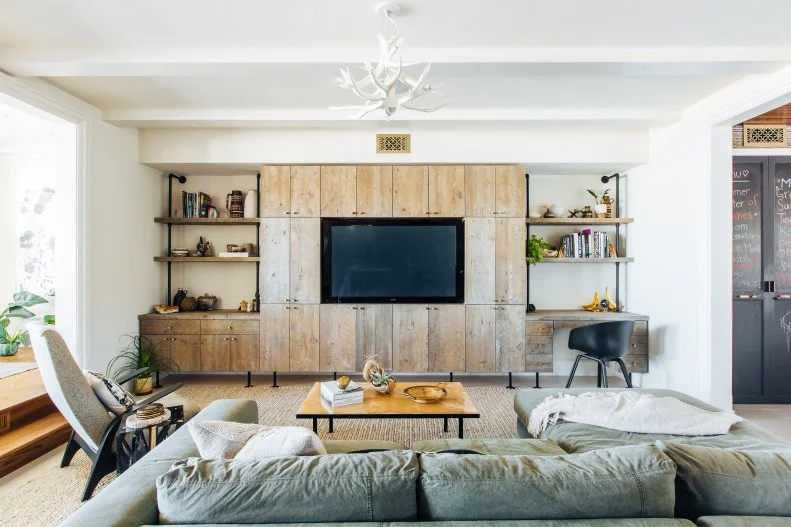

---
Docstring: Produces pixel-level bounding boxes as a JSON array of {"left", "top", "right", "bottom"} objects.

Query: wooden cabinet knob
[
  {"left": 351, "top": 211, "right": 358, "bottom": 215},
  {"left": 231, "top": 337, "right": 237, "bottom": 341},
  {"left": 358, "top": 212, "right": 366, "bottom": 215},
  {"left": 228, "top": 326, "right": 233, "bottom": 330},
  {"left": 285, "top": 211, "right": 291, "bottom": 215},
  {"left": 292, "top": 211, "right": 299, "bottom": 215},
  {"left": 224, "top": 337, "right": 229, "bottom": 341},
  {"left": 167, "top": 326, "right": 172, "bottom": 330}
]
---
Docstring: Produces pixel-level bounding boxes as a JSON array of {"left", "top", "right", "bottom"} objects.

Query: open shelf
[
  {"left": 154, "top": 256, "right": 261, "bottom": 263},
  {"left": 525, "top": 309, "right": 648, "bottom": 321},
  {"left": 155, "top": 217, "right": 260, "bottom": 225},
  {"left": 536, "top": 257, "right": 633, "bottom": 264},
  {"left": 526, "top": 217, "right": 634, "bottom": 226}
]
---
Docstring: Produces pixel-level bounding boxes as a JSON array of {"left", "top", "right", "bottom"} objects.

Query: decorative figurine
[
  {"left": 568, "top": 209, "right": 582, "bottom": 218},
  {"left": 582, "top": 292, "right": 601, "bottom": 312},
  {"left": 582, "top": 206, "right": 593, "bottom": 218},
  {"left": 173, "top": 288, "right": 188, "bottom": 308},
  {"left": 238, "top": 300, "right": 249, "bottom": 312}
]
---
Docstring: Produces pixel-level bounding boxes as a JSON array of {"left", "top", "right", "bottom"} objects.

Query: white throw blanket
[{"left": 527, "top": 391, "right": 743, "bottom": 437}]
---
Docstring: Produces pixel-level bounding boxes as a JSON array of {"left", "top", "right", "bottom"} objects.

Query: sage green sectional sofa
[{"left": 60, "top": 389, "right": 791, "bottom": 527}]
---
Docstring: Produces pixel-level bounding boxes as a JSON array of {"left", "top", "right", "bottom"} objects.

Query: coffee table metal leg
[
  {"left": 312, "top": 418, "right": 317, "bottom": 434},
  {"left": 329, "top": 418, "right": 334, "bottom": 433},
  {"left": 458, "top": 418, "right": 464, "bottom": 439},
  {"left": 443, "top": 418, "right": 448, "bottom": 432}
]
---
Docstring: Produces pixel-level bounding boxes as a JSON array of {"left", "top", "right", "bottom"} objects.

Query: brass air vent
[
  {"left": 744, "top": 124, "right": 787, "bottom": 147},
  {"left": 376, "top": 134, "right": 411, "bottom": 154}
]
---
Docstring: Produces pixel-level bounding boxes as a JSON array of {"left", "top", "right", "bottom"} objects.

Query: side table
[{"left": 116, "top": 405, "right": 184, "bottom": 474}]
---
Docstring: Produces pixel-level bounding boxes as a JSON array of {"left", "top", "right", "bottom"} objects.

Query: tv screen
[{"left": 321, "top": 218, "right": 464, "bottom": 303}]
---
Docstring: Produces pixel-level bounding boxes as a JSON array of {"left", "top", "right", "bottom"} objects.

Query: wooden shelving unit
[
  {"left": 526, "top": 217, "right": 634, "bottom": 226},
  {"left": 155, "top": 217, "right": 261, "bottom": 225},
  {"left": 154, "top": 256, "right": 261, "bottom": 263},
  {"left": 537, "top": 257, "right": 634, "bottom": 264}
]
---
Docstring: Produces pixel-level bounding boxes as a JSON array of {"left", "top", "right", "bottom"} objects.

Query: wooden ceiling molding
[{"left": 746, "top": 102, "right": 791, "bottom": 126}]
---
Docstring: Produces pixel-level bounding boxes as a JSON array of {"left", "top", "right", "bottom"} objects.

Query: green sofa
[{"left": 60, "top": 388, "right": 791, "bottom": 527}]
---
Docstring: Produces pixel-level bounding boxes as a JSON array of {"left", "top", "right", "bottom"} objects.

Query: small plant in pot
[
  {"left": 107, "top": 334, "right": 178, "bottom": 395},
  {"left": 587, "top": 188, "right": 611, "bottom": 218},
  {"left": 0, "top": 290, "right": 48, "bottom": 357},
  {"left": 527, "top": 235, "right": 554, "bottom": 265}
]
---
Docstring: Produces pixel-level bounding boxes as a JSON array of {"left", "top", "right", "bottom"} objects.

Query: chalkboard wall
[{"left": 732, "top": 162, "right": 762, "bottom": 291}]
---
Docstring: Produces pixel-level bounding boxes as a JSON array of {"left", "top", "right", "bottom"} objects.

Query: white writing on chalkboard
[
  {"left": 733, "top": 165, "right": 762, "bottom": 291},
  {"left": 776, "top": 166, "right": 791, "bottom": 289}
]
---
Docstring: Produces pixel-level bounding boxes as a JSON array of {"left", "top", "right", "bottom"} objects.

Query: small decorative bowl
[
  {"left": 171, "top": 248, "right": 189, "bottom": 257},
  {"left": 404, "top": 385, "right": 448, "bottom": 404}
]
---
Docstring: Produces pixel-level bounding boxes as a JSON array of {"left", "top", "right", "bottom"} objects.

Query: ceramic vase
[
  {"left": 244, "top": 189, "right": 258, "bottom": 218},
  {"left": 594, "top": 204, "right": 608, "bottom": 218},
  {"left": 0, "top": 342, "right": 20, "bottom": 357}
]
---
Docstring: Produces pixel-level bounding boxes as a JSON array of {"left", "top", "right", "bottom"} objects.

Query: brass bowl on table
[{"left": 403, "top": 385, "right": 448, "bottom": 404}]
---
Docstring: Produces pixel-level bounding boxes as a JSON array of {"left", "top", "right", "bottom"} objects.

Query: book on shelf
[
  {"left": 560, "top": 230, "right": 612, "bottom": 259},
  {"left": 180, "top": 191, "right": 213, "bottom": 218},
  {"left": 218, "top": 252, "right": 249, "bottom": 258},
  {"left": 320, "top": 380, "right": 364, "bottom": 407}
]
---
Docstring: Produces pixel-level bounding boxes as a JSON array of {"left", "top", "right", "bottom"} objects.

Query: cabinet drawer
[
  {"left": 140, "top": 320, "right": 200, "bottom": 335},
  {"left": 525, "top": 354, "right": 553, "bottom": 372},
  {"left": 526, "top": 322, "right": 553, "bottom": 336},
  {"left": 525, "top": 335, "right": 552, "bottom": 354},
  {"left": 200, "top": 320, "right": 260, "bottom": 335},
  {"left": 621, "top": 354, "right": 647, "bottom": 373},
  {"left": 629, "top": 335, "right": 648, "bottom": 355}
]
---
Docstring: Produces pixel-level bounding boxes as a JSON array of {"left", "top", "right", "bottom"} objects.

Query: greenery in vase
[
  {"left": 369, "top": 368, "right": 395, "bottom": 387},
  {"left": 107, "top": 334, "right": 179, "bottom": 380},
  {"left": 586, "top": 188, "right": 611, "bottom": 205},
  {"left": 0, "top": 290, "right": 48, "bottom": 346},
  {"left": 527, "top": 235, "right": 553, "bottom": 265}
]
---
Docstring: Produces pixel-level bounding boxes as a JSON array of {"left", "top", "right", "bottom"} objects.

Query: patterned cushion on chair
[{"left": 83, "top": 370, "right": 135, "bottom": 415}]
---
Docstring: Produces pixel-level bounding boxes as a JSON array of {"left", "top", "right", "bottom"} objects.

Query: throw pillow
[
  {"left": 188, "top": 420, "right": 267, "bottom": 459},
  {"left": 656, "top": 441, "right": 791, "bottom": 519},
  {"left": 83, "top": 370, "right": 135, "bottom": 415},
  {"left": 235, "top": 426, "right": 327, "bottom": 460}
]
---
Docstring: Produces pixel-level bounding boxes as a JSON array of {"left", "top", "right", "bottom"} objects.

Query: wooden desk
[{"left": 525, "top": 310, "right": 649, "bottom": 375}]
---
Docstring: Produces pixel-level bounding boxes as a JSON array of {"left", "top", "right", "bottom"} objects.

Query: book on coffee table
[{"left": 320, "top": 380, "right": 363, "bottom": 407}]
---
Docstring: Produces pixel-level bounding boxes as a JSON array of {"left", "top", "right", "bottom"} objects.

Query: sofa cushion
[
  {"left": 417, "top": 444, "right": 677, "bottom": 521},
  {"left": 156, "top": 451, "right": 419, "bottom": 524},
  {"left": 323, "top": 440, "right": 407, "bottom": 454},
  {"left": 188, "top": 420, "right": 265, "bottom": 458},
  {"left": 235, "top": 426, "right": 326, "bottom": 459},
  {"left": 656, "top": 441, "right": 791, "bottom": 520},
  {"left": 696, "top": 517, "right": 791, "bottom": 527},
  {"left": 413, "top": 438, "right": 567, "bottom": 456},
  {"left": 514, "top": 389, "right": 791, "bottom": 453}
]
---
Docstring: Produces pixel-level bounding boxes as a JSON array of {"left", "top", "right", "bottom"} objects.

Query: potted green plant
[
  {"left": 368, "top": 366, "right": 397, "bottom": 395},
  {"left": 587, "top": 188, "right": 611, "bottom": 217},
  {"left": 527, "top": 235, "right": 553, "bottom": 265},
  {"left": 107, "top": 334, "right": 178, "bottom": 395},
  {"left": 0, "top": 290, "right": 48, "bottom": 356}
]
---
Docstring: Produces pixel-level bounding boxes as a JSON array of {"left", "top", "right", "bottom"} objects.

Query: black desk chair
[{"left": 565, "top": 321, "right": 634, "bottom": 389}]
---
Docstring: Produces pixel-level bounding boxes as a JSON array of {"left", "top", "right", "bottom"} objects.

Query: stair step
[{"left": 0, "top": 412, "right": 71, "bottom": 477}]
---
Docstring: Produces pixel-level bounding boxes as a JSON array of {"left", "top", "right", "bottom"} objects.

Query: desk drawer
[
  {"left": 621, "top": 354, "right": 647, "bottom": 373},
  {"left": 201, "top": 320, "right": 260, "bottom": 335},
  {"left": 525, "top": 335, "right": 552, "bottom": 354},
  {"left": 140, "top": 319, "right": 200, "bottom": 335},
  {"left": 525, "top": 354, "right": 553, "bottom": 372},
  {"left": 526, "top": 322, "right": 553, "bottom": 336},
  {"left": 629, "top": 335, "right": 648, "bottom": 355}
]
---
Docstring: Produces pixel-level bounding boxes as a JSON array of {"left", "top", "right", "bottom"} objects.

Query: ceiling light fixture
[{"left": 332, "top": 2, "right": 447, "bottom": 119}]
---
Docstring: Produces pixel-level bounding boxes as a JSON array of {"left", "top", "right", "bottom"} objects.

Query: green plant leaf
[
  {"left": 3, "top": 305, "right": 35, "bottom": 319},
  {"left": 12, "top": 290, "right": 48, "bottom": 307}
]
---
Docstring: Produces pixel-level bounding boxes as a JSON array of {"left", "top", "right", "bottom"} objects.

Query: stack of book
[
  {"left": 320, "top": 380, "right": 363, "bottom": 407},
  {"left": 181, "top": 191, "right": 212, "bottom": 218},
  {"left": 560, "top": 230, "right": 611, "bottom": 259}
]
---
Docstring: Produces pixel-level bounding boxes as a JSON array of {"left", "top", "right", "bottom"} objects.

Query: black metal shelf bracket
[
  {"left": 601, "top": 173, "right": 622, "bottom": 311},
  {"left": 166, "top": 174, "right": 187, "bottom": 304}
]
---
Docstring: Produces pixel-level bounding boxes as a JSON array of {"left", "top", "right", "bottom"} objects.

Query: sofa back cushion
[
  {"left": 657, "top": 441, "right": 791, "bottom": 519},
  {"left": 156, "top": 451, "right": 418, "bottom": 524},
  {"left": 417, "top": 444, "right": 676, "bottom": 521}
]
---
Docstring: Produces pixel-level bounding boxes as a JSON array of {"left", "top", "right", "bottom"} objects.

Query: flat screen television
[{"left": 321, "top": 218, "right": 464, "bottom": 303}]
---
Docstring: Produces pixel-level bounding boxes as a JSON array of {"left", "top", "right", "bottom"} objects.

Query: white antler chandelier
[{"left": 332, "top": 2, "right": 447, "bottom": 119}]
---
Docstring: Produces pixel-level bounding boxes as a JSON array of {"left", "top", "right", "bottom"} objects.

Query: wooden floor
[{"left": 0, "top": 349, "right": 70, "bottom": 478}]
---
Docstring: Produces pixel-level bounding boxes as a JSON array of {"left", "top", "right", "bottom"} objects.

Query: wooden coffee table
[{"left": 296, "top": 381, "right": 480, "bottom": 438}]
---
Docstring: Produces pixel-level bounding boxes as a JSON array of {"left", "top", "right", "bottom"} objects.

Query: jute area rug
[{"left": 4, "top": 379, "right": 519, "bottom": 527}]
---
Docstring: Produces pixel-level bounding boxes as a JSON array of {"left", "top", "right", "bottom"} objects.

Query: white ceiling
[{"left": 1, "top": 0, "right": 790, "bottom": 127}]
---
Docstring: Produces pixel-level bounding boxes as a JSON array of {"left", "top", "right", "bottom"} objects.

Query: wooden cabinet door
[
  {"left": 495, "top": 305, "right": 526, "bottom": 373},
  {"left": 260, "top": 219, "right": 290, "bottom": 304},
  {"left": 393, "top": 166, "right": 428, "bottom": 217},
  {"left": 494, "top": 165, "right": 526, "bottom": 217},
  {"left": 464, "top": 218, "right": 496, "bottom": 304},
  {"left": 147, "top": 334, "right": 172, "bottom": 366},
  {"left": 290, "top": 166, "right": 320, "bottom": 217},
  {"left": 428, "top": 305, "right": 465, "bottom": 372},
  {"left": 230, "top": 335, "right": 259, "bottom": 372},
  {"left": 356, "top": 304, "right": 393, "bottom": 370},
  {"left": 495, "top": 218, "right": 527, "bottom": 304},
  {"left": 392, "top": 305, "right": 428, "bottom": 371},
  {"left": 321, "top": 166, "right": 357, "bottom": 217},
  {"left": 200, "top": 335, "right": 231, "bottom": 372},
  {"left": 465, "top": 165, "right": 496, "bottom": 217},
  {"left": 465, "top": 305, "right": 496, "bottom": 372},
  {"left": 260, "top": 166, "right": 291, "bottom": 217},
  {"left": 428, "top": 166, "right": 465, "bottom": 216},
  {"left": 290, "top": 218, "right": 320, "bottom": 303},
  {"left": 170, "top": 334, "right": 201, "bottom": 372},
  {"left": 289, "top": 304, "right": 320, "bottom": 372},
  {"left": 260, "top": 304, "right": 290, "bottom": 372},
  {"left": 319, "top": 304, "right": 357, "bottom": 372},
  {"left": 357, "top": 165, "right": 393, "bottom": 217}
]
